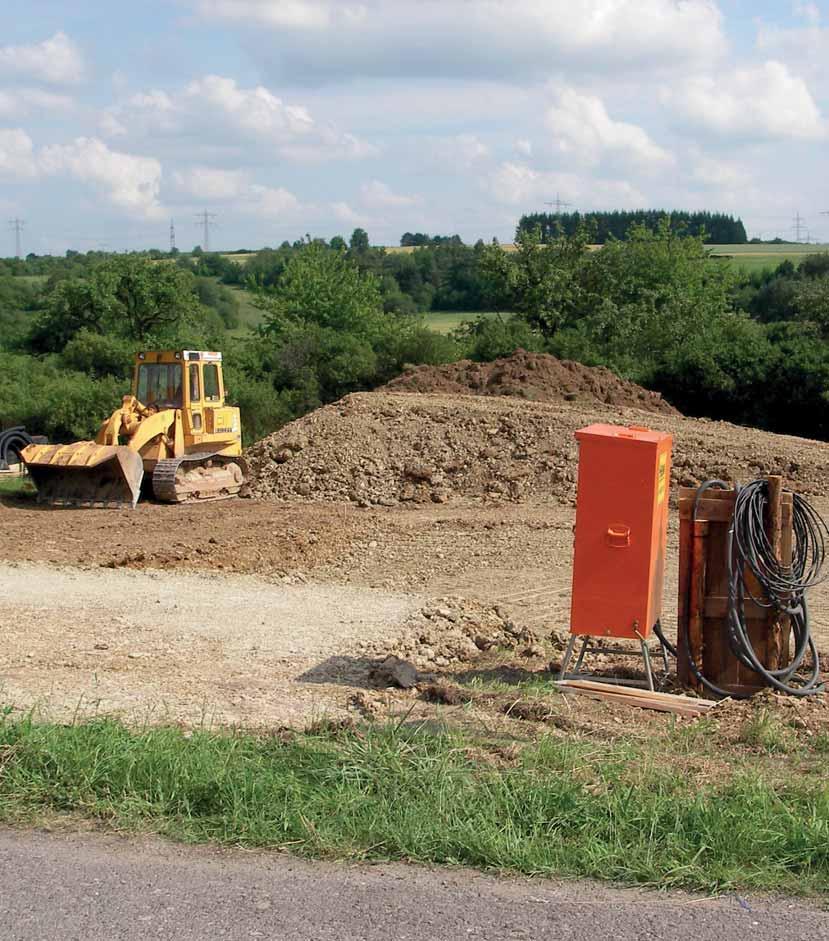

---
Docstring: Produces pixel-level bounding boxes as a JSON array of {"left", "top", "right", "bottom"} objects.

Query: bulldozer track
[{"left": 152, "top": 453, "right": 247, "bottom": 504}]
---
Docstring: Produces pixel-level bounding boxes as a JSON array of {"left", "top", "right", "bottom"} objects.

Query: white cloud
[
  {"left": 793, "top": 2, "right": 821, "bottom": 24},
  {"left": 172, "top": 164, "right": 302, "bottom": 218},
  {"left": 249, "top": 184, "right": 301, "bottom": 217},
  {"left": 0, "top": 32, "right": 85, "bottom": 84},
  {"left": 0, "top": 128, "right": 37, "bottom": 181},
  {"left": 40, "top": 138, "right": 165, "bottom": 219},
  {"left": 691, "top": 154, "right": 751, "bottom": 189},
  {"left": 185, "top": 75, "right": 314, "bottom": 139},
  {"left": 196, "top": 0, "right": 336, "bottom": 28},
  {"left": 330, "top": 201, "right": 369, "bottom": 226},
  {"left": 756, "top": 20, "right": 829, "bottom": 96},
  {"left": 485, "top": 161, "right": 645, "bottom": 210},
  {"left": 664, "top": 61, "right": 826, "bottom": 141},
  {"left": 546, "top": 86, "right": 673, "bottom": 167},
  {"left": 514, "top": 138, "right": 533, "bottom": 157},
  {"left": 99, "top": 112, "right": 128, "bottom": 137},
  {"left": 428, "top": 133, "right": 490, "bottom": 169},
  {"left": 104, "top": 75, "right": 376, "bottom": 162},
  {"left": 359, "top": 180, "right": 417, "bottom": 209},
  {"left": 0, "top": 88, "right": 74, "bottom": 118},
  {"left": 189, "top": 1, "right": 726, "bottom": 83},
  {"left": 173, "top": 166, "right": 248, "bottom": 200}
]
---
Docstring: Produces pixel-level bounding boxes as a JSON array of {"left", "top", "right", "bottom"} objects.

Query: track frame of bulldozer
[{"left": 151, "top": 452, "right": 247, "bottom": 504}]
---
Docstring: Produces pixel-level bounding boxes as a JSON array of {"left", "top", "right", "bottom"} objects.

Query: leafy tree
[
  {"left": 480, "top": 222, "right": 593, "bottom": 337},
  {"left": 349, "top": 228, "right": 370, "bottom": 253},
  {"left": 32, "top": 256, "right": 205, "bottom": 351},
  {"left": 258, "top": 240, "right": 386, "bottom": 338},
  {"left": 794, "top": 277, "right": 829, "bottom": 336}
]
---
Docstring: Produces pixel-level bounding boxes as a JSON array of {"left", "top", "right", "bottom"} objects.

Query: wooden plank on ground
[
  {"left": 555, "top": 680, "right": 717, "bottom": 716},
  {"left": 557, "top": 679, "right": 716, "bottom": 708}
]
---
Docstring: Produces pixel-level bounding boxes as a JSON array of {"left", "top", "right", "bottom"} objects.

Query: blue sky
[{"left": 1, "top": 1, "right": 827, "bottom": 254}]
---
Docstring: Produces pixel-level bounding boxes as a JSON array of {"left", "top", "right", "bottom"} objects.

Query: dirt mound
[
  {"left": 244, "top": 392, "right": 582, "bottom": 505},
  {"left": 366, "top": 597, "right": 537, "bottom": 669},
  {"left": 244, "top": 391, "right": 829, "bottom": 506},
  {"left": 382, "top": 349, "right": 678, "bottom": 415}
]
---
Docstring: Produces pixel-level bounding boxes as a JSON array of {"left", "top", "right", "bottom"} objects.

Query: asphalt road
[{"left": 0, "top": 829, "right": 826, "bottom": 940}]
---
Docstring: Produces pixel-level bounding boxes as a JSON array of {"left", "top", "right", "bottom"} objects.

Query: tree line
[
  {"left": 518, "top": 210, "right": 748, "bottom": 244},
  {"left": 2, "top": 219, "right": 829, "bottom": 450}
]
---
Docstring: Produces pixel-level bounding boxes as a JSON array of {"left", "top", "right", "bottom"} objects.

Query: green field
[
  {"left": 220, "top": 285, "right": 508, "bottom": 337},
  {"left": 424, "top": 310, "right": 510, "bottom": 334},
  {"left": 224, "top": 243, "right": 829, "bottom": 276},
  {"left": 226, "top": 285, "right": 266, "bottom": 335},
  {"left": 709, "top": 244, "right": 829, "bottom": 274}
]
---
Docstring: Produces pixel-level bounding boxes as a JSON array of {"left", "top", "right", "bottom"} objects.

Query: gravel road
[
  {"left": 1, "top": 829, "right": 826, "bottom": 941},
  {"left": 0, "top": 562, "right": 424, "bottom": 727}
]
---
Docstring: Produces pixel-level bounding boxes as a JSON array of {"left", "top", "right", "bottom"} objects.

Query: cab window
[
  {"left": 203, "top": 363, "right": 221, "bottom": 402},
  {"left": 137, "top": 364, "right": 182, "bottom": 408},
  {"left": 189, "top": 364, "right": 201, "bottom": 402}
]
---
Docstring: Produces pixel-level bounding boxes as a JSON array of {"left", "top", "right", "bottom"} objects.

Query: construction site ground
[
  {"left": 4, "top": 367, "right": 829, "bottom": 746},
  {"left": 3, "top": 490, "right": 829, "bottom": 745}
]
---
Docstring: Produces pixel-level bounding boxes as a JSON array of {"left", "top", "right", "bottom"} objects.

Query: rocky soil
[
  {"left": 244, "top": 391, "right": 829, "bottom": 506},
  {"left": 382, "top": 349, "right": 678, "bottom": 414}
]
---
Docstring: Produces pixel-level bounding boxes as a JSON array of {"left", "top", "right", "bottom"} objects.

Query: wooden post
[
  {"left": 677, "top": 481, "right": 794, "bottom": 696},
  {"left": 677, "top": 502, "right": 693, "bottom": 689},
  {"left": 766, "top": 476, "right": 787, "bottom": 671}
]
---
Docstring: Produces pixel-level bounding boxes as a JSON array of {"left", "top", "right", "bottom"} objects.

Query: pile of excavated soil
[
  {"left": 382, "top": 349, "right": 678, "bottom": 415},
  {"left": 365, "top": 597, "right": 538, "bottom": 669},
  {"left": 244, "top": 391, "right": 829, "bottom": 506}
]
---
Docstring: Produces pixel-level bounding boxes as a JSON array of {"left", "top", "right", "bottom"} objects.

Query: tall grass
[{"left": 1, "top": 716, "right": 828, "bottom": 894}]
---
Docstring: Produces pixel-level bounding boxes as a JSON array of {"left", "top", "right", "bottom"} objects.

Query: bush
[
  {"left": 453, "top": 315, "right": 545, "bottom": 362},
  {"left": 0, "top": 352, "right": 127, "bottom": 441},
  {"left": 60, "top": 329, "right": 134, "bottom": 380}
]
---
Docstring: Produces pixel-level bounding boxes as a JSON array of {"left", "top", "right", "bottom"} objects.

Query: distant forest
[{"left": 518, "top": 210, "right": 748, "bottom": 244}]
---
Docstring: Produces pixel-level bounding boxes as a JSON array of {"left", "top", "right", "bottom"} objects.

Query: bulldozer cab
[
  {"left": 135, "top": 350, "right": 237, "bottom": 446},
  {"left": 134, "top": 351, "right": 225, "bottom": 410}
]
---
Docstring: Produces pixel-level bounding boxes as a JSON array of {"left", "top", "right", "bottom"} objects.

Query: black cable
[{"left": 660, "top": 479, "right": 825, "bottom": 699}]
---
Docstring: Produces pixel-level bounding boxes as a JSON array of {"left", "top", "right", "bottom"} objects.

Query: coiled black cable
[{"left": 656, "top": 479, "right": 826, "bottom": 699}]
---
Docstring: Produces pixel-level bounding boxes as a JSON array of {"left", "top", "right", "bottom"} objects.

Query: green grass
[
  {"left": 708, "top": 244, "right": 829, "bottom": 275},
  {"left": 1, "top": 715, "right": 828, "bottom": 895},
  {"left": 0, "top": 476, "right": 33, "bottom": 496},
  {"left": 219, "top": 289, "right": 507, "bottom": 338},
  {"left": 226, "top": 285, "right": 266, "bottom": 335},
  {"left": 424, "top": 311, "right": 511, "bottom": 335}
]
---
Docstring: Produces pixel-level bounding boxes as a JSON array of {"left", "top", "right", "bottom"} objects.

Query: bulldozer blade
[{"left": 21, "top": 442, "right": 144, "bottom": 509}]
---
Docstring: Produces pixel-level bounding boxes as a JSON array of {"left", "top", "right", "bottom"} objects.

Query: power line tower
[
  {"left": 195, "top": 210, "right": 216, "bottom": 252},
  {"left": 8, "top": 217, "right": 24, "bottom": 258},
  {"left": 792, "top": 210, "right": 806, "bottom": 243},
  {"left": 544, "top": 194, "right": 572, "bottom": 214},
  {"left": 170, "top": 218, "right": 176, "bottom": 252}
]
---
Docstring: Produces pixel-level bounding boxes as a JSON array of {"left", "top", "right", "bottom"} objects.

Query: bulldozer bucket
[{"left": 21, "top": 442, "right": 144, "bottom": 509}]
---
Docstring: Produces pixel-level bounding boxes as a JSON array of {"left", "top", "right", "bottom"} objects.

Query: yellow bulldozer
[{"left": 22, "top": 350, "right": 246, "bottom": 508}]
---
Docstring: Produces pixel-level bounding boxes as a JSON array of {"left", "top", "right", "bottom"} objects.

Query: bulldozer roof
[{"left": 135, "top": 350, "right": 223, "bottom": 363}]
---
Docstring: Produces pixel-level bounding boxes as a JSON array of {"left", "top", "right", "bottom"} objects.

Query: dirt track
[
  {"left": 0, "top": 562, "right": 429, "bottom": 727},
  {"left": 3, "top": 491, "right": 829, "bottom": 728}
]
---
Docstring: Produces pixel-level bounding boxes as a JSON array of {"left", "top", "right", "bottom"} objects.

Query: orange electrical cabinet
[{"left": 570, "top": 424, "right": 673, "bottom": 639}]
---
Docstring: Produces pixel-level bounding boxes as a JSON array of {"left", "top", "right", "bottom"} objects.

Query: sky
[{"left": 1, "top": 0, "right": 828, "bottom": 254}]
